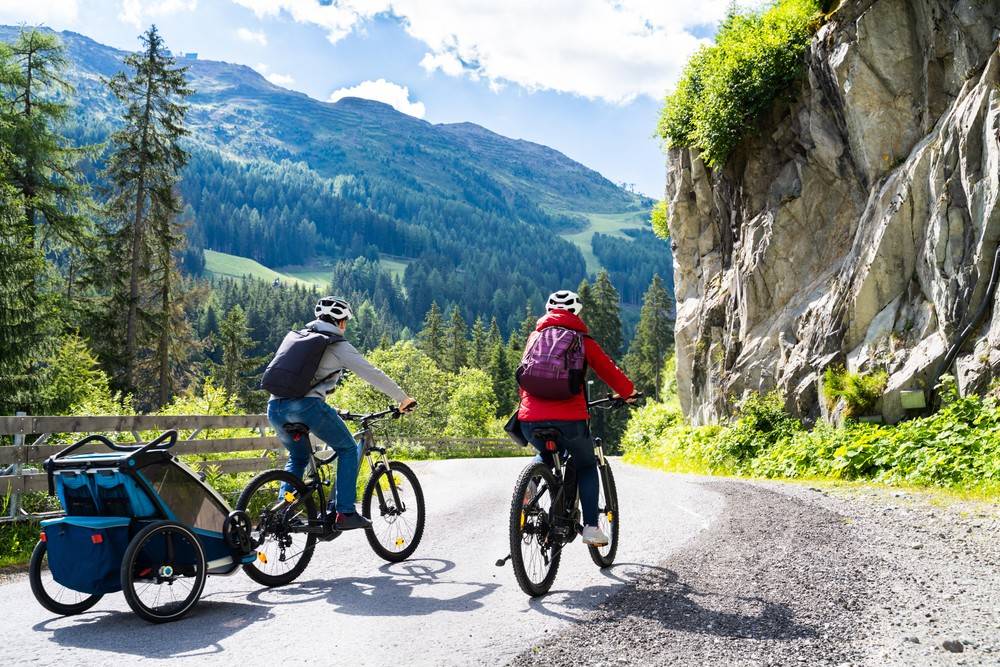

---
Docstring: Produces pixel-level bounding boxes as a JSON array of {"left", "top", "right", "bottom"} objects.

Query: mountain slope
[{"left": 1, "top": 26, "right": 664, "bottom": 331}]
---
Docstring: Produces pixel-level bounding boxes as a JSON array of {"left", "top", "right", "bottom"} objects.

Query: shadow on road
[
  {"left": 246, "top": 558, "right": 500, "bottom": 617},
  {"left": 528, "top": 562, "right": 818, "bottom": 641},
  {"left": 32, "top": 599, "right": 274, "bottom": 658}
]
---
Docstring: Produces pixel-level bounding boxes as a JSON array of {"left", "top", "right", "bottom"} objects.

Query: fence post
[{"left": 7, "top": 410, "right": 25, "bottom": 519}]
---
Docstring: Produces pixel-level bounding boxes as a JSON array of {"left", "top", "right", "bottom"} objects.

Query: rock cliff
[{"left": 667, "top": 0, "right": 1000, "bottom": 424}]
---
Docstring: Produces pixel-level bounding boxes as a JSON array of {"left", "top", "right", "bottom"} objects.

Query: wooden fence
[{"left": 0, "top": 414, "right": 521, "bottom": 522}]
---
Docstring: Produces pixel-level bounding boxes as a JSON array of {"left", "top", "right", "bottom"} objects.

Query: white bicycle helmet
[
  {"left": 545, "top": 290, "right": 583, "bottom": 315},
  {"left": 315, "top": 296, "right": 353, "bottom": 322}
]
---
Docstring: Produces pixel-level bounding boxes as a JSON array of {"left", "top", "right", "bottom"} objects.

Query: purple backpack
[{"left": 516, "top": 327, "right": 587, "bottom": 400}]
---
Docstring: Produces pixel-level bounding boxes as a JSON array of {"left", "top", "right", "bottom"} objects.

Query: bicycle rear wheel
[
  {"left": 362, "top": 461, "right": 425, "bottom": 562},
  {"left": 509, "top": 462, "right": 561, "bottom": 596},
  {"left": 236, "top": 469, "right": 318, "bottom": 587},
  {"left": 589, "top": 462, "right": 619, "bottom": 568}
]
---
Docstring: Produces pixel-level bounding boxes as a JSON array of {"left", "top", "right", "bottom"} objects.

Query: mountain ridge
[{"left": 0, "top": 24, "right": 670, "bottom": 333}]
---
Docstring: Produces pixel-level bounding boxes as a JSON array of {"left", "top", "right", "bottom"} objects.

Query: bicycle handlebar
[
  {"left": 587, "top": 391, "right": 644, "bottom": 410},
  {"left": 339, "top": 402, "right": 418, "bottom": 424}
]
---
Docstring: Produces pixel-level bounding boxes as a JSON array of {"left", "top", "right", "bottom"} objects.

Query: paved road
[{"left": 1, "top": 458, "right": 724, "bottom": 666}]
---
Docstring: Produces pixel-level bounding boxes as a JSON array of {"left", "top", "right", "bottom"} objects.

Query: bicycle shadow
[
  {"left": 246, "top": 558, "right": 500, "bottom": 617},
  {"left": 33, "top": 599, "right": 274, "bottom": 658},
  {"left": 529, "top": 562, "right": 818, "bottom": 641}
]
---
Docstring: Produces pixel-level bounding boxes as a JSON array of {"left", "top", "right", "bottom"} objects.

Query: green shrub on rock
[{"left": 658, "top": 0, "right": 822, "bottom": 167}]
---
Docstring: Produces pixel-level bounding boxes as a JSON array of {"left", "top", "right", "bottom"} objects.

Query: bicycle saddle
[{"left": 283, "top": 423, "right": 310, "bottom": 441}]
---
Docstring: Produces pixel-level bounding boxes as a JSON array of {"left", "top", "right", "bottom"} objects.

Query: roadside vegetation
[
  {"left": 623, "top": 361, "right": 1000, "bottom": 498},
  {"left": 658, "top": 0, "right": 824, "bottom": 167}
]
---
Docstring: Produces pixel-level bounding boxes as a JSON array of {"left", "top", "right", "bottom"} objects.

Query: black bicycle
[
  {"left": 499, "top": 393, "right": 640, "bottom": 596},
  {"left": 236, "top": 406, "right": 425, "bottom": 587}
]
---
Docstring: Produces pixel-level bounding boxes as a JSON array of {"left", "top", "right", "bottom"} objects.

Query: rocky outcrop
[{"left": 667, "top": 0, "right": 1000, "bottom": 424}]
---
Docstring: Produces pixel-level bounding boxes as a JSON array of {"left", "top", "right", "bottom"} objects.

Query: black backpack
[{"left": 260, "top": 327, "right": 345, "bottom": 398}]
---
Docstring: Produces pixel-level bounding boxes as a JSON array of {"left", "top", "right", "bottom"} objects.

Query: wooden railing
[{"left": 0, "top": 414, "right": 521, "bottom": 522}]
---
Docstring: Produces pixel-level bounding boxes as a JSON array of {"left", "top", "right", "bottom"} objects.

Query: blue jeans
[
  {"left": 267, "top": 397, "right": 360, "bottom": 514},
  {"left": 520, "top": 420, "right": 599, "bottom": 526}
]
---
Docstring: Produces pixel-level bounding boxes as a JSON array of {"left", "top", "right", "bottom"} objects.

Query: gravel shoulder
[{"left": 510, "top": 477, "right": 1000, "bottom": 666}]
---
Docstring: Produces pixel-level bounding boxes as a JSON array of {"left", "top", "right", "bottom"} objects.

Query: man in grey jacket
[{"left": 267, "top": 296, "right": 416, "bottom": 531}]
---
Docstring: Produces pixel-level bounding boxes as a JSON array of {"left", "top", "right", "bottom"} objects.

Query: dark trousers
[{"left": 520, "top": 420, "right": 599, "bottom": 526}]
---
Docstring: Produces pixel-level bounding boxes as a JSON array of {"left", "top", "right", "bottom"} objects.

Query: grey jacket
[{"left": 271, "top": 320, "right": 407, "bottom": 402}]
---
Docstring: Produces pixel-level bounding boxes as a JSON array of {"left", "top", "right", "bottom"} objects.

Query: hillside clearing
[
  {"left": 204, "top": 249, "right": 317, "bottom": 287},
  {"left": 559, "top": 210, "right": 650, "bottom": 274}
]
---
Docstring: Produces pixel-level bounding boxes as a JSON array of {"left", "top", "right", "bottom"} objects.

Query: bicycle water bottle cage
[
  {"left": 283, "top": 423, "right": 310, "bottom": 442},
  {"left": 533, "top": 428, "right": 560, "bottom": 452}
]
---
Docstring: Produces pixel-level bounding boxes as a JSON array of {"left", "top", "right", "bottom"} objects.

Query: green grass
[
  {"left": 280, "top": 267, "right": 331, "bottom": 288},
  {"left": 205, "top": 249, "right": 316, "bottom": 287},
  {"left": 378, "top": 254, "right": 411, "bottom": 282},
  {"left": 212, "top": 251, "right": 412, "bottom": 291},
  {"left": 557, "top": 210, "right": 650, "bottom": 274}
]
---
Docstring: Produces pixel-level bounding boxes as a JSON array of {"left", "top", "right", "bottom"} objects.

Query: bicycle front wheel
[
  {"left": 362, "top": 461, "right": 425, "bottom": 562},
  {"left": 509, "top": 462, "right": 561, "bottom": 596},
  {"left": 589, "top": 462, "right": 619, "bottom": 568}
]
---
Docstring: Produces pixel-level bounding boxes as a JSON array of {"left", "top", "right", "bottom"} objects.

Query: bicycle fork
[{"left": 361, "top": 432, "right": 405, "bottom": 515}]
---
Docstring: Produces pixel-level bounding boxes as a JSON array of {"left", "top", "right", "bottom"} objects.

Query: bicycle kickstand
[{"left": 495, "top": 553, "right": 511, "bottom": 567}]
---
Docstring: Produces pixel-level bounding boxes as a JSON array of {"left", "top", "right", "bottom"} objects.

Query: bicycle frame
[{"left": 299, "top": 410, "right": 407, "bottom": 526}]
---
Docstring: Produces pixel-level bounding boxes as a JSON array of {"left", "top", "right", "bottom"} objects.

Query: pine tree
[
  {"left": 469, "top": 316, "right": 488, "bottom": 369},
  {"left": 625, "top": 275, "right": 675, "bottom": 399},
  {"left": 217, "top": 304, "right": 259, "bottom": 406},
  {"left": 101, "top": 25, "right": 192, "bottom": 392},
  {"left": 418, "top": 301, "right": 445, "bottom": 367},
  {"left": 487, "top": 317, "right": 503, "bottom": 348},
  {"left": 445, "top": 306, "right": 468, "bottom": 372},
  {"left": 0, "top": 161, "right": 44, "bottom": 413},
  {"left": 583, "top": 271, "right": 627, "bottom": 447},
  {"left": 3, "top": 27, "right": 90, "bottom": 243},
  {"left": 487, "top": 340, "right": 517, "bottom": 416},
  {"left": 587, "top": 271, "right": 623, "bottom": 357},
  {"left": 509, "top": 302, "right": 535, "bottom": 353}
]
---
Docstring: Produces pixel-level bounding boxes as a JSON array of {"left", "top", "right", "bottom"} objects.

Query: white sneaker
[{"left": 581, "top": 525, "right": 609, "bottom": 546}]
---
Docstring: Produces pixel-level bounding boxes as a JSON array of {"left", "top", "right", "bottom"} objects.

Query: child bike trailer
[{"left": 29, "top": 430, "right": 254, "bottom": 623}]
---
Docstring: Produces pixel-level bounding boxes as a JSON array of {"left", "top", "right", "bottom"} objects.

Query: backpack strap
[{"left": 303, "top": 327, "right": 346, "bottom": 390}]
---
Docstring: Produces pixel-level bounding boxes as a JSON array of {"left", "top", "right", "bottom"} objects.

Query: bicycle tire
[
  {"left": 509, "top": 462, "right": 561, "bottom": 596},
  {"left": 362, "top": 461, "right": 425, "bottom": 562},
  {"left": 236, "top": 469, "right": 318, "bottom": 587},
  {"left": 588, "top": 462, "right": 620, "bottom": 568}
]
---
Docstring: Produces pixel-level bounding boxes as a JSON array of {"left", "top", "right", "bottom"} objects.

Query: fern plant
[{"left": 822, "top": 366, "right": 888, "bottom": 417}]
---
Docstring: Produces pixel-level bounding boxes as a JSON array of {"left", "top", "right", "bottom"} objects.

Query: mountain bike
[
  {"left": 236, "top": 406, "right": 425, "bottom": 587},
  {"left": 498, "top": 393, "right": 640, "bottom": 596}
]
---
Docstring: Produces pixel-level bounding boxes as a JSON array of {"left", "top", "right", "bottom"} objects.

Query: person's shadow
[
  {"left": 246, "top": 558, "right": 499, "bottom": 617},
  {"left": 528, "top": 563, "right": 818, "bottom": 641},
  {"left": 33, "top": 599, "right": 274, "bottom": 658}
]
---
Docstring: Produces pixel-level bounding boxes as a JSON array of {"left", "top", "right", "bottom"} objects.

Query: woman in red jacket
[{"left": 517, "top": 290, "right": 636, "bottom": 546}]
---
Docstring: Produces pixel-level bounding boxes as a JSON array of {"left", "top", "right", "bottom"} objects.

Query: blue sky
[{"left": 0, "top": 0, "right": 751, "bottom": 197}]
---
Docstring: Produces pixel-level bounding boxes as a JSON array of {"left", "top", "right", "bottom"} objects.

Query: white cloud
[
  {"left": 0, "top": 0, "right": 78, "bottom": 26},
  {"left": 237, "top": 27, "right": 268, "bottom": 46},
  {"left": 328, "top": 79, "right": 426, "bottom": 118},
  {"left": 230, "top": 0, "right": 769, "bottom": 103},
  {"left": 119, "top": 0, "right": 198, "bottom": 30},
  {"left": 254, "top": 62, "right": 295, "bottom": 87}
]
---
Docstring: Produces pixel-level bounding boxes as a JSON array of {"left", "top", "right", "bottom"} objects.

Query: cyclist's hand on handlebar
[{"left": 398, "top": 397, "right": 418, "bottom": 413}]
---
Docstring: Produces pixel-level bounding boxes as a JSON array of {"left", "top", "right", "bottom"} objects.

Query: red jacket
[{"left": 517, "top": 311, "right": 635, "bottom": 422}]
